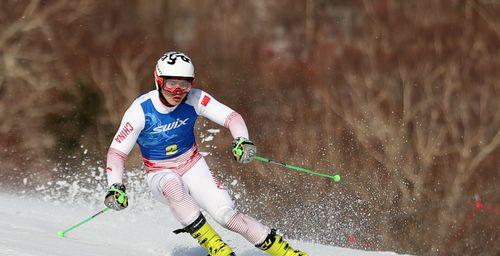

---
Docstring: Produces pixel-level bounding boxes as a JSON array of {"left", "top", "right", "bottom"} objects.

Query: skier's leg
[
  {"left": 183, "top": 159, "right": 309, "bottom": 256},
  {"left": 182, "top": 158, "right": 270, "bottom": 245},
  {"left": 148, "top": 170, "right": 234, "bottom": 256},
  {"left": 225, "top": 211, "right": 272, "bottom": 245},
  {"left": 147, "top": 171, "right": 200, "bottom": 225}
]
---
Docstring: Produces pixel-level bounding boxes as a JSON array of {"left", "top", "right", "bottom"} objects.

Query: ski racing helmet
[{"left": 154, "top": 51, "right": 195, "bottom": 90}]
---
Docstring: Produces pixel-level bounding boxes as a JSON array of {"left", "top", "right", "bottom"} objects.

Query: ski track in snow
[{"left": 0, "top": 193, "right": 411, "bottom": 256}]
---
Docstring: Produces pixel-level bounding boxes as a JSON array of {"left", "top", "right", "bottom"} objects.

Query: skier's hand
[
  {"left": 231, "top": 137, "right": 256, "bottom": 163},
  {"left": 104, "top": 183, "right": 128, "bottom": 211}
]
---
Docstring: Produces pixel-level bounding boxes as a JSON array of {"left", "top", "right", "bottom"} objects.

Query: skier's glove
[
  {"left": 231, "top": 137, "right": 256, "bottom": 163},
  {"left": 104, "top": 183, "right": 128, "bottom": 211}
]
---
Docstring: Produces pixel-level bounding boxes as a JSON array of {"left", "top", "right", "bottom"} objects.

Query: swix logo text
[
  {"left": 114, "top": 122, "right": 134, "bottom": 143},
  {"left": 152, "top": 118, "right": 189, "bottom": 134}
]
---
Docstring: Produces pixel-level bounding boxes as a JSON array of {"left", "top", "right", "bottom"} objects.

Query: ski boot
[
  {"left": 256, "top": 229, "right": 308, "bottom": 256},
  {"left": 174, "top": 214, "right": 235, "bottom": 256}
]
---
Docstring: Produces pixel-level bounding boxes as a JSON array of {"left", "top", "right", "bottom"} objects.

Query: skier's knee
[
  {"left": 160, "top": 174, "right": 187, "bottom": 202},
  {"left": 213, "top": 207, "right": 237, "bottom": 228}
]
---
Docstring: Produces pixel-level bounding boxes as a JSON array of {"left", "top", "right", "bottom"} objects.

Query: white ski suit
[{"left": 106, "top": 89, "right": 270, "bottom": 245}]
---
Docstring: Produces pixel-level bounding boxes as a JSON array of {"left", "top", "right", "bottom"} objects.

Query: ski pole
[
  {"left": 254, "top": 155, "right": 341, "bottom": 182},
  {"left": 57, "top": 207, "right": 109, "bottom": 237}
]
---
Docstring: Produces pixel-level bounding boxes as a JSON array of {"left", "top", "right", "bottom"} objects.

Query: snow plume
[
  {"left": 0, "top": 128, "right": 410, "bottom": 255},
  {"left": 219, "top": 171, "right": 381, "bottom": 250},
  {"left": 12, "top": 158, "right": 150, "bottom": 213},
  {"left": 6, "top": 126, "right": 225, "bottom": 211}
]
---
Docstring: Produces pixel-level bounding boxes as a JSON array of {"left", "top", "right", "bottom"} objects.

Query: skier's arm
[
  {"left": 225, "top": 112, "right": 249, "bottom": 140},
  {"left": 106, "top": 101, "right": 145, "bottom": 186},
  {"left": 189, "top": 90, "right": 255, "bottom": 163},
  {"left": 190, "top": 90, "right": 249, "bottom": 139}
]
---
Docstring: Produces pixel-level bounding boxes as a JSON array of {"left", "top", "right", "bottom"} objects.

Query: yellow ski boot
[
  {"left": 173, "top": 214, "right": 235, "bottom": 256},
  {"left": 257, "top": 229, "right": 308, "bottom": 256}
]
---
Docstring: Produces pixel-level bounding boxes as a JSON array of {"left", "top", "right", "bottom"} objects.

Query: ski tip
[{"left": 57, "top": 230, "right": 65, "bottom": 238}]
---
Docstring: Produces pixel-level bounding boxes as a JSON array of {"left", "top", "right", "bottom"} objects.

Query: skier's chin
[{"left": 168, "top": 95, "right": 185, "bottom": 105}]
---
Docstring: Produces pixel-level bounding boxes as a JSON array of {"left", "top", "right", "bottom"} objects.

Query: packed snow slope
[{"left": 0, "top": 193, "right": 411, "bottom": 256}]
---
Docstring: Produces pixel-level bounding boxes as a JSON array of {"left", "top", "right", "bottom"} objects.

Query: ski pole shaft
[
  {"left": 57, "top": 207, "right": 109, "bottom": 237},
  {"left": 254, "top": 155, "right": 341, "bottom": 182}
]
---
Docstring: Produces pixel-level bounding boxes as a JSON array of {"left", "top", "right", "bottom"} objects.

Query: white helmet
[{"left": 154, "top": 51, "right": 195, "bottom": 89}]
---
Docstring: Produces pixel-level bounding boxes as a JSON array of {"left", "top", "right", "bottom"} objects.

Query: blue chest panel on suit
[{"left": 137, "top": 99, "right": 198, "bottom": 160}]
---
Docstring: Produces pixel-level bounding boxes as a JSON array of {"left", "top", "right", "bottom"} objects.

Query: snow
[
  {"left": 0, "top": 193, "right": 410, "bottom": 256},
  {"left": 0, "top": 132, "right": 412, "bottom": 256},
  {"left": 200, "top": 129, "right": 220, "bottom": 143}
]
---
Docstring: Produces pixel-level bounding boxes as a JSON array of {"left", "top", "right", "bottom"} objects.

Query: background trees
[{"left": 1, "top": 1, "right": 498, "bottom": 255}]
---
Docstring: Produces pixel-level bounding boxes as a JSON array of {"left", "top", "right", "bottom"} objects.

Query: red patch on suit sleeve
[{"left": 201, "top": 95, "right": 211, "bottom": 106}]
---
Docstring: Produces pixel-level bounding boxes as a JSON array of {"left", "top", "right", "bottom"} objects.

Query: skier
[{"left": 103, "top": 51, "right": 308, "bottom": 256}]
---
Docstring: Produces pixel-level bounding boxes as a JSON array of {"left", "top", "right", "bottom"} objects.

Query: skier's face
[{"left": 160, "top": 77, "right": 193, "bottom": 105}]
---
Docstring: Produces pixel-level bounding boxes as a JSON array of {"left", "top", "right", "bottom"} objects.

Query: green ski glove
[
  {"left": 231, "top": 137, "right": 256, "bottom": 163},
  {"left": 104, "top": 183, "right": 128, "bottom": 211}
]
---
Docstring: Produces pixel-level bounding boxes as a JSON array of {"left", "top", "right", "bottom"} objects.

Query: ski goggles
[{"left": 159, "top": 78, "right": 192, "bottom": 94}]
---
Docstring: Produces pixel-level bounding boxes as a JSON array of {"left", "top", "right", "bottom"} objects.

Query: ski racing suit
[{"left": 105, "top": 88, "right": 270, "bottom": 245}]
